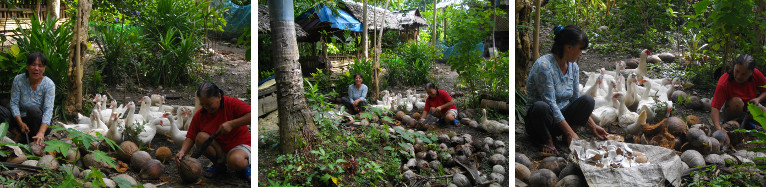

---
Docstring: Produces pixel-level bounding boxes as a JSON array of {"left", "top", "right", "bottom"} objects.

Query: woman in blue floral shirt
[
  {"left": 0, "top": 52, "right": 55, "bottom": 145},
  {"left": 525, "top": 25, "right": 608, "bottom": 156},
  {"left": 342, "top": 73, "right": 368, "bottom": 114}
]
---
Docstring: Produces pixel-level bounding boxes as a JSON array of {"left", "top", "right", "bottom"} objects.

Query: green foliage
[
  {"left": 688, "top": 0, "right": 765, "bottom": 66},
  {"left": 333, "top": 59, "right": 376, "bottom": 97},
  {"left": 43, "top": 139, "right": 73, "bottom": 156},
  {"left": 0, "top": 44, "right": 26, "bottom": 91},
  {"left": 686, "top": 165, "right": 765, "bottom": 186},
  {"left": 122, "top": 122, "right": 147, "bottom": 147},
  {"left": 731, "top": 103, "right": 766, "bottom": 169},
  {"left": 305, "top": 78, "right": 338, "bottom": 112},
  {"left": 515, "top": 90, "right": 527, "bottom": 124},
  {"left": 91, "top": 22, "right": 147, "bottom": 85},
  {"left": 150, "top": 27, "right": 204, "bottom": 86},
  {"left": 382, "top": 41, "right": 438, "bottom": 86},
  {"left": 0, "top": 121, "right": 8, "bottom": 140}
]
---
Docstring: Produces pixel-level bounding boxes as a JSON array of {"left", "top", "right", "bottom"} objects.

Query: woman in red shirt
[
  {"left": 175, "top": 82, "right": 251, "bottom": 180},
  {"left": 419, "top": 83, "right": 460, "bottom": 126},
  {"left": 711, "top": 54, "right": 766, "bottom": 131}
]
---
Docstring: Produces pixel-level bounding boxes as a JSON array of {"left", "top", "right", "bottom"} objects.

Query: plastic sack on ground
[{"left": 569, "top": 139, "right": 687, "bottom": 187}]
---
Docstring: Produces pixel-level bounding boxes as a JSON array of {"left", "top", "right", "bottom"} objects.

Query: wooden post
[
  {"left": 46, "top": 0, "right": 60, "bottom": 20},
  {"left": 432, "top": 0, "right": 437, "bottom": 46}
]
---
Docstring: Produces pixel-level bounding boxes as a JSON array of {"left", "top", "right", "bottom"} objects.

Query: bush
[
  {"left": 334, "top": 58, "right": 376, "bottom": 98},
  {"left": 91, "top": 23, "right": 147, "bottom": 85},
  {"left": 381, "top": 41, "right": 439, "bottom": 86}
]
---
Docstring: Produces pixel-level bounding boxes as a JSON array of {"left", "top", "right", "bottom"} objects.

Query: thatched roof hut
[
  {"left": 340, "top": 0, "right": 402, "bottom": 30},
  {"left": 394, "top": 9, "right": 428, "bottom": 29},
  {"left": 258, "top": 5, "right": 309, "bottom": 39}
]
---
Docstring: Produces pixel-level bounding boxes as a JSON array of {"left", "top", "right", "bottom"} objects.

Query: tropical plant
[
  {"left": 91, "top": 22, "right": 147, "bottom": 85},
  {"left": 150, "top": 28, "right": 204, "bottom": 86}
]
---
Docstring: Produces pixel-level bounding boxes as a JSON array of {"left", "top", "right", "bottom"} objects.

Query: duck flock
[
  {"left": 57, "top": 94, "right": 198, "bottom": 147},
  {"left": 580, "top": 49, "right": 696, "bottom": 135}
]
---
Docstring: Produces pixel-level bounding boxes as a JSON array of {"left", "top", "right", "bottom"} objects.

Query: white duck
[
  {"left": 623, "top": 49, "right": 650, "bottom": 81},
  {"left": 580, "top": 74, "right": 603, "bottom": 97},
  {"left": 623, "top": 73, "right": 641, "bottom": 110},
  {"left": 182, "top": 107, "right": 195, "bottom": 130},
  {"left": 481, "top": 108, "right": 509, "bottom": 134},
  {"left": 61, "top": 109, "right": 100, "bottom": 132},
  {"left": 153, "top": 112, "right": 172, "bottom": 136},
  {"left": 137, "top": 113, "right": 162, "bottom": 145},
  {"left": 636, "top": 80, "right": 657, "bottom": 120},
  {"left": 123, "top": 101, "right": 145, "bottom": 128},
  {"left": 617, "top": 94, "right": 641, "bottom": 127},
  {"left": 105, "top": 113, "right": 124, "bottom": 143},
  {"left": 149, "top": 95, "right": 174, "bottom": 113},
  {"left": 166, "top": 113, "right": 188, "bottom": 147},
  {"left": 591, "top": 93, "right": 621, "bottom": 127},
  {"left": 138, "top": 96, "right": 164, "bottom": 122},
  {"left": 594, "top": 80, "right": 617, "bottom": 109},
  {"left": 87, "top": 111, "right": 110, "bottom": 137}
]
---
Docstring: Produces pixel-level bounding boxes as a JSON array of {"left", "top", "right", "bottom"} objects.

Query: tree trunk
[
  {"left": 432, "top": 0, "right": 437, "bottom": 45},
  {"left": 362, "top": 0, "right": 368, "bottom": 60},
  {"left": 372, "top": 0, "right": 390, "bottom": 102},
  {"left": 269, "top": 0, "right": 317, "bottom": 153},
  {"left": 46, "top": 0, "right": 60, "bottom": 20},
  {"left": 515, "top": 0, "right": 533, "bottom": 95},
  {"left": 532, "top": 0, "right": 541, "bottom": 60},
  {"left": 754, "top": 0, "right": 766, "bottom": 57},
  {"left": 64, "top": 0, "right": 91, "bottom": 119}
]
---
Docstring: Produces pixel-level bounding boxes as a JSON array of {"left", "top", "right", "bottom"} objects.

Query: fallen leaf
[
  {"left": 114, "top": 161, "right": 129, "bottom": 173},
  {"left": 160, "top": 177, "right": 170, "bottom": 182},
  {"left": 331, "top": 176, "right": 339, "bottom": 185}
]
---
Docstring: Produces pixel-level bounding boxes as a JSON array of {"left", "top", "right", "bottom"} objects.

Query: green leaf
[
  {"left": 113, "top": 177, "right": 133, "bottom": 188},
  {"left": 336, "top": 159, "right": 347, "bottom": 163},
  {"left": 320, "top": 173, "right": 332, "bottom": 183},
  {"left": 87, "top": 167, "right": 106, "bottom": 187},
  {"left": 92, "top": 150, "right": 117, "bottom": 168},
  {"left": 9, "top": 44, "right": 19, "bottom": 57},
  {"left": 44, "top": 140, "right": 71, "bottom": 155},
  {"left": 0, "top": 122, "right": 7, "bottom": 140},
  {"left": 55, "top": 178, "right": 81, "bottom": 188}
]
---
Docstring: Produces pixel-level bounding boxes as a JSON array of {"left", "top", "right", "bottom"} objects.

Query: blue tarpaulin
[
  {"left": 297, "top": 5, "right": 363, "bottom": 32},
  {"left": 219, "top": 0, "right": 251, "bottom": 37},
  {"left": 439, "top": 40, "right": 484, "bottom": 60}
]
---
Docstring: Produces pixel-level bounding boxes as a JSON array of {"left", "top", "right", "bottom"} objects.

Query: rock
[
  {"left": 529, "top": 169, "right": 558, "bottom": 187},
  {"left": 494, "top": 165, "right": 506, "bottom": 175},
  {"left": 112, "top": 174, "right": 137, "bottom": 186},
  {"left": 681, "top": 150, "right": 706, "bottom": 167},
  {"left": 556, "top": 175, "right": 584, "bottom": 187},
  {"left": 468, "top": 120, "right": 479, "bottom": 128},
  {"left": 516, "top": 153, "right": 532, "bottom": 168}
]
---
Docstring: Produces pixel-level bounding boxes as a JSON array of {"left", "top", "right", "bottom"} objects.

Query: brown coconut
[
  {"left": 556, "top": 175, "right": 584, "bottom": 187},
  {"left": 118, "top": 141, "right": 139, "bottom": 161},
  {"left": 65, "top": 149, "right": 80, "bottom": 163},
  {"left": 539, "top": 156, "right": 565, "bottom": 175},
  {"left": 155, "top": 147, "right": 172, "bottom": 163},
  {"left": 671, "top": 90, "right": 688, "bottom": 101},
  {"left": 460, "top": 118, "right": 471, "bottom": 125},
  {"left": 139, "top": 159, "right": 163, "bottom": 180},
  {"left": 529, "top": 169, "right": 558, "bottom": 187},
  {"left": 130, "top": 151, "right": 152, "bottom": 172},
  {"left": 687, "top": 128, "right": 707, "bottom": 147},
  {"left": 516, "top": 153, "right": 532, "bottom": 168},
  {"left": 7, "top": 152, "right": 26, "bottom": 164},
  {"left": 412, "top": 112, "right": 421, "bottom": 120},
  {"left": 686, "top": 96, "right": 702, "bottom": 109},
  {"left": 82, "top": 153, "right": 108, "bottom": 169},
  {"left": 686, "top": 115, "right": 701, "bottom": 126},
  {"left": 38, "top": 155, "right": 59, "bottom": 170},
  {"left": 681, "top": 150, "right": 706, "bottom": 167},
  {"left": 667, "top": 117, "right": 687, "bottom": 136},
  {"left": 396, "top": 111, "right": 406, "bottom": 120},
  {"left": 712, "top": 130, "right": 730, "bottom": 151},
  {"left": 179, "top": 156, "right": 203, "bottom": 183},
  {"left": 30, "top": 143, "right": 45, "bottom": 156}
]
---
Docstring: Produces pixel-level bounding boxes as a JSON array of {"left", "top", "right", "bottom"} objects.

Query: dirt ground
[{"left": 257, "top": 60, "right": 510, "bottom": 186}]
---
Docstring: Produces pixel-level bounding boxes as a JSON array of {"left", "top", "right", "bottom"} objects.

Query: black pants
[
  {"left": 524, "top": 95, "right": 595, "bottom": 145},
  {"left": 0, "top": 104, "right": 49, "bottom": 143},
  {"left": 341, "top": 97, "right": 367, "bottom": 114}
]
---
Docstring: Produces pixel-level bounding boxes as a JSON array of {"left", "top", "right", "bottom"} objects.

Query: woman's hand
[
  {"left": 18, "top": 122, "right": 29, "bottom": 133},
  {"left": 217, "top": 121, "right": 234, "bottom": 135},
  {"left": 590, "top": 125, "right": 608, "bottom": 140},
  {"left": 32, "top": 132, "right": 44, "bottom": 145},
  {"left": 175, "top": 151, "right": 185, "bottom": 166}
]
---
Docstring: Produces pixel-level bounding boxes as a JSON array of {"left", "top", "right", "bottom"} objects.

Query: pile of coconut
[
  {"left": 392, "top": 125, "right": 508, "bottom": 187},
  {"left": 515, "top": 153, "right": 587, "bottom": 187}
]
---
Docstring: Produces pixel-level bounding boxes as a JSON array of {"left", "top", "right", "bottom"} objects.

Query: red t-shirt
[
  {"left": 711, "top": 68, "right": 766, "bottom": 109},
  {"left": 186, "top": 96, "right": 251, "bottom": 152},
  {"left": 424, "top": 90, "right": 457, "bottom": 114}
]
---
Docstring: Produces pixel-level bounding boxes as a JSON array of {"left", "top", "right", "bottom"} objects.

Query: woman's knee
[
  {"left": 22, "top": 104, "right": 42, "bottom": 117},
  {"left": 195, "top": 132, "right": 210, "bottom": 145},
  {"left": 227, "top": 150, "right": 249, "bottom": 170},
  {"left": 580, "top": 95, "right": 596, "bottom": 109},
  {"left": 728, "top": 97, "right": 745, "bottom": 110},
  {"left": 530, "top": 101, "right": 551, "bottom": 113}
]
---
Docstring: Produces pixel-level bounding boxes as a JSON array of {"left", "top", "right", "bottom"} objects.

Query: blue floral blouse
[
  {"left": 348, "top": 84, "right": 368, "bottom": 103},
  {"left": 526, "top": 54, "right": 580, "bottom": 123},
  {"left": 10, "top": 74, "right": 55, "bottom": 125}
]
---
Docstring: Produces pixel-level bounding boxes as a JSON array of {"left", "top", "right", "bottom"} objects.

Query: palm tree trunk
[
  {"left": 65, "top": 0, "right": 91, "bottom": 119},
  {"left": 362, "top": 0, "right": 368, "bottom": 60},
  {"left": 269, "top": 0, "right": 317, "bottom": 153}
]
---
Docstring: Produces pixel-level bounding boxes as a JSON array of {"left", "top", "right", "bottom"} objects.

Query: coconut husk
[
  {"left": 651, "top": 131, "right": 676, "bottom": 150},
  {"left": 642, "top": 118, "right": 668, "bottom": 136}
]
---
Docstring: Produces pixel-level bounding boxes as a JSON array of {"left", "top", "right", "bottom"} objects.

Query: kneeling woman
[
  {"left": 525, "top": 25, "right": 608, "bottom": 156},
  {"left": 175, "top": 82, "right": 251, "bottom": 180},
  {"left": 0, "top": 52, "right": 55, "bottom": 145}
]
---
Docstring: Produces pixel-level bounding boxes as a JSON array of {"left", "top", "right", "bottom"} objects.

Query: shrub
[
  {"left": 382, "top": 41, "right": 439, "bottom": 86},
  {"left": 91, "top": 23, "right": 147, "bottom": 85}
]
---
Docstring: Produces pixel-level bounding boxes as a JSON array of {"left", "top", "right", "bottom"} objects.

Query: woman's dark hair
[
  {"left": 550, "top": 25, "right": 589, "bottom": 59},
  {"left": 197, "top": 82, "right": 224, "bottom": 99},
  {"left": 728, "top": 54, "right": 756, "bottom": 81},
  {"left": 27, "top": 51, "right": 47, "bottom": 66},
  {"left": 25, "top": 52, "right": 47, "bottom": 78},
  {"left": 353, "top": 73, "right": 363, "bottom": 80},
  {"left": 425, "top": 83, "right": 439, "bottom": 96}
]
